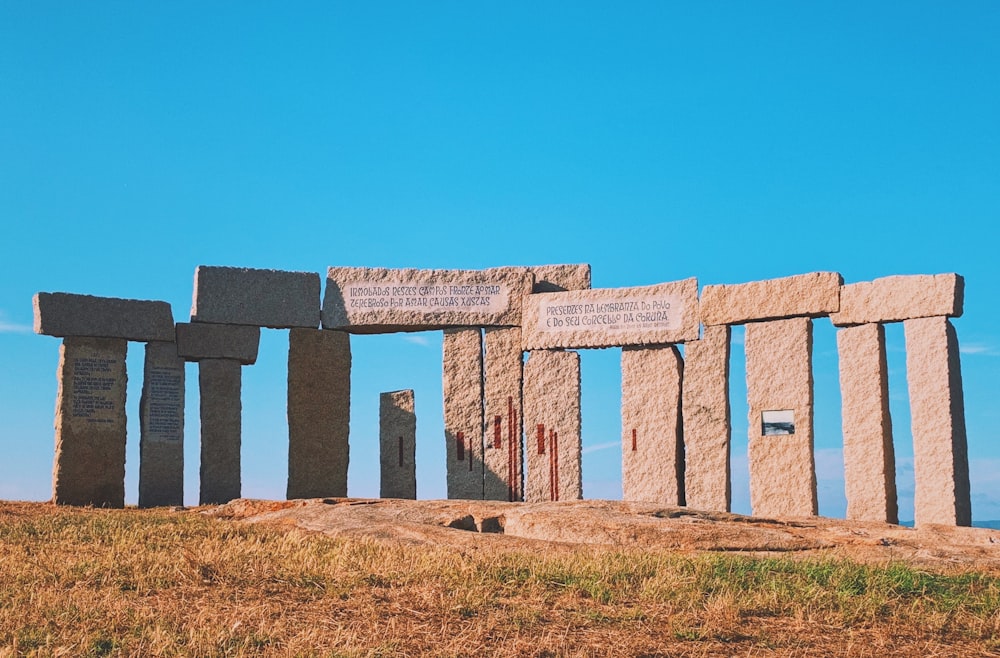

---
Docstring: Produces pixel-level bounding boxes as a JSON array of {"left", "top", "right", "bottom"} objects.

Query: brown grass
[{"left": 0, "top": 501, "right": 998, "bottom": 657}]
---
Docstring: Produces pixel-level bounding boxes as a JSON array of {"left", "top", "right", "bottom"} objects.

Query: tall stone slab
[
  {"left": 190, "top": 266, "right": 321, "bottom": 329},
  {"left": 745, "top": 317, "right": 817, "bottom": 518},
  {"left": 52, "top": 337, "right": 128, "bottom": 507},
  {"left": 904, "top": 317, "right": 971, "bottom": 526},
  {"left": 138, "top": 341, "right": 185, "bottom": 508},
  {"left": 198, "top": 359, "right": 242, "bottom": 505},
  {"left": 483, "top": 327, "right": 523, "bottom": 501},
  {"left": 621, "top": 345, "right": 684, "bottom": 504},
  {"left": 443, "top": 328, "right": 484, "bottom": 499},
  {"left": 287, "top": 328, "right": 351, "bottom": 499},
  {"left": 380, "top": 389, "right": 416, "bottom": 499},
  {"left": 837, "top": 323, "right": 897, "bottom": 523},
  {"left": 682, "top": 325, "right": 732, "bottom": 513},
  {"left": 523, "top": 350, "right": 582, "bottom": 502}
]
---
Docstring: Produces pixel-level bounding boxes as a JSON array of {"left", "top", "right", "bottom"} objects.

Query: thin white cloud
[
  {"left": 401, "top": 335, "right": 431, "bottom": 347},
  {"left": 582, "top": 440, "right": 620, "bottom": 455},
  {"left": 0, "top": 311, "right": 31, "bottom": 334},
  {"left": 960, "top": 343, "right": 998, "bottom": 356}
]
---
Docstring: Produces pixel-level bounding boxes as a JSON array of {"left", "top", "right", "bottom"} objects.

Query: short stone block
[
  {"left": 53, "top": 337, "right": 129, "bottom": 506},
  {"left": 831, "top": 274, "right": 964, "bottom": 326},
  {"left": 483, "top": 327, "right": 523, "bottom": 501},
  {"left": 287, "top": 328, "right": 351, "bottom": 499},
  {"left": 34, "top": 292, "right": 174, "bottom": 342},
  {"left": 700, "top": 272, "right": 842, "bottom": 326},
  {"left": 523, "top": 350, "right": 582, "bottom": 502},
  {"left": 176, "top": 322, "right": 260, "bottom": 365},
  {"left": 443, "top": 328, "right": 484, "bottom": 500},
  {"left": 529, "top": 264, "right": 592, "bottom": 293},
  {"left": 190, "top": 265, "right": 321, "bottom": 329},
  {"left": 380, "top": 389, "right": 416, "bottom": 499},
  {"left": 522, "top": 278, "right": 700, "bottom": 350},
  {"left": 138, "top": 341, "right": 185, "bottom": 508},
  {"left": 621, "top": 345, "right": 684, "bottom": 504},
  {"left": 199, "top": 359, "right": 242, "bottom": 505}
]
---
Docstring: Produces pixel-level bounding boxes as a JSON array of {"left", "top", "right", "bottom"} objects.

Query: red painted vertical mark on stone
[
  {"left": 550, "top": 430, "right": 560, "bottom": 501},
  {"left": 536, "top": 424, "right": 546, "bottom": 454},
  {"left": 494, "top": 415, "right": 502, "bottom": 449},
  {"left": 456, "top": 431, "right": 465, "bottom": 461},
  {"left": 507, "top": 396, "right": 516, "bottom": 502},
  {"left": 398, "top": 436, "right": 404, "bottom": 467},
  {"left": 468, "top": 433, "right": 473, "bottom": 472},
  {"left": 631, "top": 428, "right": 637, "bottom": 452}
]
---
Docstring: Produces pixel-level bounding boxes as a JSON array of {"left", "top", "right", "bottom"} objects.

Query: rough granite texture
[
  {"left": 831, "top": 274, "right": 964, "bottom": 326},
  {"left": 837, "top": 324, "right": 898, "bottom": 523},
  {"left": 190, "top": 266, "right": 321, "bottom": 329},
  {"left": 199, "top": 359, "right": 242, "bottom": 505},
  {"left": 483, "top": 327, "right": 524, "bottom": 502},
  {"left": 323, "top": 267, "right": 532, "bottom": 333},
  {"left": 34, "top": 292, "right": 174, "bottom": 342},
  {"left": 700, "top": 272, "right": 842, "bottom": 326},
  {"left": 175, "top": 322, "right": 260, "bottom": 365},
  {"left": 621, "top": 345, "right": 684, "bottom": 504},
  {"left": 681, "top": 325, "right": 732, "bottom": 513},
  {"left": 138, "top": 341, "right": 185, "bottom": 508},
  {"left": 443, "top": 328, "right": 484, "bottom": 500},
  {"left": 904, "top": 317, "right": 972, "bottom": 527},
  {"left": 52, "top": 337, "right": 128, "bottom": 507},
  {"left": 528, "top": 264, "right": 592, "bottom": 293},
  {"left": 521, "top": 278, "right": 700, "bottom": 350},
  {"left": 380, "top": 389, "right": 416, "bottom": 499},
  {"left": 745, "top": 318, "right": 818, "bottom": 518},
  {"left": 287, "top": 329, "right": 351, "bottom": 500},
  {"left": 523, "top": 350, "right": 582, "bottom": 503}
]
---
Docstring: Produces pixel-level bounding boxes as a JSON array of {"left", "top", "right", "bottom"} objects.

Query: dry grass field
[{"left": 1, "top": 501, "right": 998, "bottom": 657}]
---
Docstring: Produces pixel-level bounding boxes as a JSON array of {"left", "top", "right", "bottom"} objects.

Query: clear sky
[{"left": 1, "top": 3, "right": 998, "bottom": 522}]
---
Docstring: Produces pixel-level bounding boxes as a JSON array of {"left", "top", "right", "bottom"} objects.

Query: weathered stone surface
[
  {"left": 138, "top": 341, "right": 185, "bottom": 508},
  {"left": 905, "top": 317, "right": 971, "bottom": 527},
  {"left": 380, "top": 389, "right": 416, "bottom": 499},
  {"left": 287, "top": 329, "right": 351, "bottom": 500},
  {"left": 175, "top": 322, "right": 260, "bottom": 365},
  {"left": 190, "top": 266, "right": 321, "bottom": 329},
  {"left": 199, "top": 359, "right": 242, "bottom": 505},
  {"left": 700, "top": 272, "right": 842, "bottom": 326},
  {"left": 682, "top": 325, "right": 732, "bottom": 513},
  {"left": 483, "top": 327, "right": 523, "bottom": 501},
  {"left": 52, "top": 337, "right": 128, "bottom": 507},
  {"left": 831, "top": 274, "right": 964, "bottom": 326},
  {"left": 523, "top": 350, "right": 581, "bottom": 502},
  {"left": 837, "top": 324, "right": 897, "bottom": 523},
  {"left": 323, "top": 267, "right": 531, "bottom": 333},
  {"left": 621, "top": 345, "right": 684, "bottom": 504},
  {"left": 34, "top": 292, "right": 174, "bottom": 342},
  {"left": 529, "top": 264, "right": 592, "bottom": 293},
  {"left": 443, "top": 328, "right": 484, "bottom": 500},
  {"left": 522, "top": 278, "right": 700, "bottom": 350},
  {"left": 745, "top": 318, "right": 817, "bottom": 518}
]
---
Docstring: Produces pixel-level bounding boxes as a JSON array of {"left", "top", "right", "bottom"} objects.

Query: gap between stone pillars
[
  {"left": 199, "top": 358, "right": 242, "bottom": 505},
  {"left": 138, "top": 340, "right": 185, "bottom": 508}
]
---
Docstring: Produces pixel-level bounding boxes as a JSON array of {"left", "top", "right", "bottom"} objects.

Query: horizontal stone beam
[
  {"left": 33, "top": 292, "right": 175, "bottom": 342},
  {"left": 521, "top": 278, "right": 699, "bottom": 350},
  {"left": 190, "top": 266, "right": 321, "bottom": 329},
  {"left": 175, "top": 322, "right": 260, "bottom": 365},
  {"left": 323, "top": 266, "right": 532, "bottom": 333},
  {"left": 529, "top": 264, "right": 592, "bottom": 293},
  {"left": 699, "top": 272, "right": 842, "bottom": 326},
  {"left": 830, "top": 274, "right": 963, "bottom": 327}
]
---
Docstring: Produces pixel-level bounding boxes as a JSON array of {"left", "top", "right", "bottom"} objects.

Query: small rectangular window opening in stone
[{"left": 762, "top": 409, "right": 795, "bottom": 436}]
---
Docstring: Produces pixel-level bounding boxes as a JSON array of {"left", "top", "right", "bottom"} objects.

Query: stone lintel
[
  {"left": 831, "top": 274, "right": 964, "bottom": 326},
  {"left": 34, "top": 292, "right": 174, "bottom": 342},
  {"left": 175, "top": 322, "right": 260, "bottom": 365},
  {"left": 380, "top": 389, "right": 417, "bottom": 499},
  {"left": 190, "top": 265, "right": 321, "bottom": 329},
  {"left": 700, "top": 272, "right": 842, "bottom": 326},
  {"left": 529, "top": 264, "right": 592, "bottom": 293}
]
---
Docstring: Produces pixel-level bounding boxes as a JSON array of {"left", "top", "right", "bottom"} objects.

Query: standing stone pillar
[
  {"left": 745, "top": 317, "right": 817, "bottom": 517},
  {"left": 621, "top": 345, "right": 684, "bottom": 504},
  {"left": 138, "top": 341, "right": 186, "bottom": 508},
  {"left": 682, "top": 325, "right": 732, "bottom": 512},
  {"left": 287, "top": 328, "right": 351, "bottom": 499},
  {"left": 904, "top": 317, "right": 971, "bottom": 526},
  {"left": 380, "top": 389, "right": 416, "bottom": 499},
  {"left": 483, "top": 327, "right": 523, "bottom": 501},
  {"left": 523, "top": 349, "right": 582, "bottom": 502},
  {"left": 53, "top": 337, "right": 129, "bottom": 507},
  {"left": 443, "top": 328, "right": 484, "bottom": 500},
  {"left": 837, "top": 323, "right": 897, "bottom": 523}
]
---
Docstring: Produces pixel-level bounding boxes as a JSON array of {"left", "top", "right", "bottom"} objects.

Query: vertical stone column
[
  {"left": 138, "top": 341, "right": 185, "bottom": 508},
  {"left": 837, "top": 323, "right": 897, "bottom": 523},
  {"left": 443, "top": 328, "right": 484, "bottom": 499},
  {"left": 198, "top": 359, "right": 242, "bottom": 505},
  {"left": 621, "top": 345, "right": 684, "bottom": 504},
  {"left": 483, "top": 327, "right": 523, "bottom": 501},
  {"left": 904, "top": 317, "right": 971, "bottom": 526},
  {"left": 682, "top": 325, "right": 732, "bottom": 512},
  {"left": 380, "top": 389, "right": 416, "bottom": 499},
  {"left": 53, "top": 337, "right": 129, "bottom": 507},
  {"left": 287, "top": 328, "right": 351, "bottom": 499},
  {"left": 523, "top": 349, "right": 582, "bottom": 502},
  {"left": 745, "top": 317, "right": 817, "bottom": 518}
]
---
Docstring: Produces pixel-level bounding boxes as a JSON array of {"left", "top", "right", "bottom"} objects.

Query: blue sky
[{"left": 1, "top": 3, "right": 998, "bottom": 522}]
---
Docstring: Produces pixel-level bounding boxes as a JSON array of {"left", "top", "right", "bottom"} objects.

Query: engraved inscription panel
[
  {"left": 342, "top": 281, "right": 510, "bottom": 314},
  {"left": 68, "top": 352, "right": 123, "bottom": 431},
  {"left": 145, "top": 366, "right": 183, "bottom": 441},
  {"left": 537, "top": 292, "right": 683, "bottom": 333}
]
